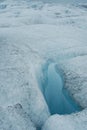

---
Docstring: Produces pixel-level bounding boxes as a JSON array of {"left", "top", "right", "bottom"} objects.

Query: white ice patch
[
  {"left": 0, "top": 1, "right": 87, "bottom": 28},
  {"left": 0, "top": 104, "right": 36, "bottom": 130},
  {"left": 56, "top": 55, "right": 87, "bottom": 108},
  {"left": 0, "top": 41, "right": 50, "bottom": 128},
  {"left": 42, "top": 109, "right": 87, "bottom": 130}
]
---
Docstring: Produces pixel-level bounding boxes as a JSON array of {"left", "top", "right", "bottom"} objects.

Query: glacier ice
[
  {"left": 40, "top": 63, "right": 81, "bottom": 115},
  {"left": 42, "top": 109, "right": 87, "bottom": 130},
  {"left": 0, "top": 104, "right": 36, "bottom": 130},
  {"left": 56, "top": 55, "right": 87, "bottom": 108},
  {"left": 0, "top": 41, "right": 50, "bottom": 129},
  {"left": 0, "top": 0, "right": 87, "bottom": 130}
]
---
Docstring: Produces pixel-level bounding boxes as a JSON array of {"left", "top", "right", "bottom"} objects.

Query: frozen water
[
  {"left": 56, "top": 55, "right": 87, "bottom": 108},
  {"left": 0, "top": 0, "right": 87, "bottom": 130},
  {"left": 0, "top": 104, "right": 36, "bottom": 130},
  {"left": 42, "top": 109, "right": 87, "bottom": 130},
  {"left": 41, "top": 63, "right": 81, "bottom": 114},
  {"left": 0, "top": 40, "right": 50, "bottom": 129}
]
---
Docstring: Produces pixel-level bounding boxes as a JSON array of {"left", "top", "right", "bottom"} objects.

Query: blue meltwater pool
[{"left": 43, "top": 63, "right": 81, "bottom": 115}]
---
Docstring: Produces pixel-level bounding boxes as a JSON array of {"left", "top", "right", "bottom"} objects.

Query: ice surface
[
  {"left": 0, "top": 104, "right": 36, "bottom": 130},
  {"left": 0, "top": 37, "right": 50, "bottom": 128},
  {"left": 56, "top": 55, "right": 87, "bottom": 108},
  {"left": 0, "top": 0, "right": 87, "bottom": 130},
  {"left": 0, "top": 0, "right": 87, "bottom": 28},
  {"left": 42, "top": 109, "right": 87, "bottom": 130}
]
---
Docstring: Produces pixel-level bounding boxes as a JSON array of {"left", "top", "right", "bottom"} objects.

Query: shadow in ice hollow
[{"left": 42, "top": 63, "right": 81, "bottom": 115}]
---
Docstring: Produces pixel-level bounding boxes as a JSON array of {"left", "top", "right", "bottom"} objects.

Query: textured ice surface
[
  {"left": 0, "top": 0, "right": 87, "bottom": 130},
  {"left": 56, "top": 55, "right": 87, "bottom": 108},
  {"left": 42, "top": 109, "right": 87, "bottom": 130},
  {"left": 0, "top": 104, "right": 36, "bottom": 130},
  {"left": 0, "top": 0, "right": 87, "bottom": 28},
  {"left": 0, "top": 41, "right": 50, "bottom": 128},
  {"left": 0, "top": 29, "right": 50, "bottom": 129}
]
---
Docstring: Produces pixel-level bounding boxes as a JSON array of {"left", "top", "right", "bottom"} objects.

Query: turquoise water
[{"left": 43, "top": 63, "right": 81, "bottom": 115}]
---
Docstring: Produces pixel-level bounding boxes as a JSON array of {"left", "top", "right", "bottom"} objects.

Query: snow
[{"left": 0, "top": 0, "right": 87, "bottom": 130}]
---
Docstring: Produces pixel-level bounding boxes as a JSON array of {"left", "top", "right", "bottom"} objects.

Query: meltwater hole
[{"left": 43, "top": 63, "right": 81, "bottom": 115}]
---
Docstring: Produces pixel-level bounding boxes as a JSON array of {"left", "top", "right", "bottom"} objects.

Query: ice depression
[{"left": 40, "top": 63, "right": 81, "bottom": 115}]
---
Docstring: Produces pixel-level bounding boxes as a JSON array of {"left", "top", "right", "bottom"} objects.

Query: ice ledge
[{"left": 42, "top": 108, "right": 87, "bottom": 130}]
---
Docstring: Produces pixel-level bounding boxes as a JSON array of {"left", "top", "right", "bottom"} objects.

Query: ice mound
[
  {"left": 42, "top": 109, "right": 87, "bottom": 130},
  {"left": 56, "top": 55, "right": 87, "bottom": 108},
  {"left": 0, "top": 42, "right": 50, "bottom": 128}
]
